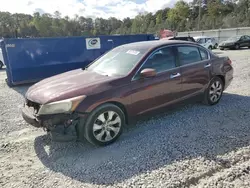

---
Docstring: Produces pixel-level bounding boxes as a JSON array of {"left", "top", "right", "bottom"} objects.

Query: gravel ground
[{"left": 0, "top": 48, "right": 250, "bottom": 188}]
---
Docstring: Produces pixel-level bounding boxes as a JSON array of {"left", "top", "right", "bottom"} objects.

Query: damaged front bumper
[
  {"left": 21, "top": 104, "right": 87, "bottom": 131},
  {"left": 22, "top": 104, "right": 41, "bottom": 128}
]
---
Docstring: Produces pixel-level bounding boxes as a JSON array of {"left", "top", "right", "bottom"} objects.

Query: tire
[
  {"left": 208, "top": 46, "right": 213, "bottom": 50},
  {"left": 0, "top": 61, "right": 3, "bottom": 69},
  {"left": 77, "top": 103, "right": 125, "bottom": 146},
  {"left": 248, "top": 46, "right": 250, "bottom": 49},
  {"left": 235, "top": 44, "right": 240, "bottom": 50},
  {"left": 219, "top": 48, "right": 224, "bottom": 50},
  {"left": 214, "top": 43, "right": 218, "bottom": 49},
  {"left": 203, "top": 77, "right": 224, "bottom": 106}
]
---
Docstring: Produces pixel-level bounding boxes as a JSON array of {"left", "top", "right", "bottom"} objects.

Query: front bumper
[
  {"left": 21, "top": 104, "right": 81, "bottom": 129},
  {"left": 219, "top": 44, "right": 235, "bottom": 48},
  {"left": 22, "top": 105, "right": 41, "bottom": 127}
]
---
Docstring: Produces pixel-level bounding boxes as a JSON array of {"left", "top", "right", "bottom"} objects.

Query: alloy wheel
[
  {"left": 209, "top": 81, "right": 223, "bottom": 103},
  {"left": 92, "top": 111, "right": 121, "bottom": 142}
]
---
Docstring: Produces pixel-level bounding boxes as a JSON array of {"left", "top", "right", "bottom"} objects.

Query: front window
[
  {"left": 140, "top": 46, "right": 176, "bottom": 73},
  {"left": 245, "top": 35, "right": 250, "bottom": 40},
  {"left": 87, "top": 45, "right": 148, "bottom": 76}
]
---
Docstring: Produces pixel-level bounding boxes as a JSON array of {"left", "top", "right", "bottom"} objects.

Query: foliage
[{"left": 0, "top": 0, "right": 249, "bottom": 38}]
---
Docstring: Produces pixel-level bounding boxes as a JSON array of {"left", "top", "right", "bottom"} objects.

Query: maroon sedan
[{"left": 22, "top": 40, "right": 233, "bottom": 146}]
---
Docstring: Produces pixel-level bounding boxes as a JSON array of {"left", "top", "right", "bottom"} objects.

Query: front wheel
[
  {"left": 77, "top": 103, "right": 125, "bottom": 146},
  {"left": 203, "top": 77, "right": 224, "bottom": 105},
  {"left": 235, "top": 44, "right": 240, "bottom": 50}
]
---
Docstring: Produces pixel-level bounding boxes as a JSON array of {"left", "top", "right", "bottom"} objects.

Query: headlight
[{"left": 37, "top": 95, "right": 86, "bottom": 115}]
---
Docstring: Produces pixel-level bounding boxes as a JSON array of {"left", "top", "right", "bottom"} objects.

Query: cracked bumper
[{"left": 21, "top": 105, "right": 41, "bottom": 128}]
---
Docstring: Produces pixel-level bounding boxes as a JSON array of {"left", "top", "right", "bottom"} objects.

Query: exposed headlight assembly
[{"left": 37, "top": 95, "right": 86, "bottom": 115}]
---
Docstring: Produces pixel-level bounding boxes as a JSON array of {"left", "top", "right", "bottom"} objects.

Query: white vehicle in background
[
  {"left": 193, "top": 36, "right": 218, "bottom": 50},
  {"left": 0, "top": 48, "right": 4, "bottom": 69}
]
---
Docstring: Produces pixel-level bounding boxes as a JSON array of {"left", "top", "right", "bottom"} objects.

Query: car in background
[
  {"left": 193, "top": 36, "right": 218, "bottom": 50},
  {"left": 22, "top": 40, "right": 233, "bottom": 146},
  {"left": 0, "top": 49, "right": 4, "bottom": 69},
  {"left": 218, "top": 35, "right": 250, "bottom": 50},
  {"left": 165, "top": 36, "right": 196, "bottom": 42}
]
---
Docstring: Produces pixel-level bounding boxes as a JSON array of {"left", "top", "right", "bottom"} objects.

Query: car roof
[
  {"left": 193, "top": 36, "right": 213, "bottom": 39},
  {"left": 118, "top": 40, "right": 197, "bottom": 52}
]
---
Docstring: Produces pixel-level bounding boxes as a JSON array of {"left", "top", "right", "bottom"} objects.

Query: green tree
[
  {"left": 166, "top": 1, "right": 190, "bottom": 31},
  {"left": 0, "top": 0, "right": 248, "bottom": 38}
]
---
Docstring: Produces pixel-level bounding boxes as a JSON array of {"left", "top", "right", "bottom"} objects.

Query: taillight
[{"left": 227, "top": 58, "right": 232, "bottom": 65}]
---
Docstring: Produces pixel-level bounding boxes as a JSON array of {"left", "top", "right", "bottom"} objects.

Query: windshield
[
  {"left": 195, "top": 38, "right": 205, "bottom": 44},
  {"left": 226, "top": 36, "right": 241, "bottom": 41},
  {"left": 87, "top": 45, "right": 147, "bottom": 76}
]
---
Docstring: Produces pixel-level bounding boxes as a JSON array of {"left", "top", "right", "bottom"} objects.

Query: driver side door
[{"left": 128, "top": 46, "right": 182, "bottom": 116}]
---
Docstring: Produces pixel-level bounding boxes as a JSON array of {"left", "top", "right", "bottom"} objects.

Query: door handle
[
  {"left": 170, "top": 72, "right": 181, "bottom": 79},
  {"left": 204, "top": 63, "right": 211, "bottom": 68}
]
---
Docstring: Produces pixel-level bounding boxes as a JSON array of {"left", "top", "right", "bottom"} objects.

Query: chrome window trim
[{"left": 131, "top": 43, "right": 211, "bottom": 81}]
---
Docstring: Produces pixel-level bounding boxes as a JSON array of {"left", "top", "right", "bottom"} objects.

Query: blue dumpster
[{"left": 1, "top": 34, "right": 157, "bottom": 86}]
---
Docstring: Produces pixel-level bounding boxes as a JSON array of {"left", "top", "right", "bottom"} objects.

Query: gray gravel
[{"left": 0, "top": 48, "right": 250, "bottom": 188}]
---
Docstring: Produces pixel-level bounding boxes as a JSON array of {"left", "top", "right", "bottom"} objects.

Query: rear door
[
  {"left": 129, "top": 46, "right": 182, "bottom": 115},
  {"left": 239, "top": 36, "right": 249, "bottom": 47},
  {"left": 243, "top": 35, "right": 250, "bottom": 47},
  {"left": 176, "top": 45, "right": 211, "bottom": 98}
]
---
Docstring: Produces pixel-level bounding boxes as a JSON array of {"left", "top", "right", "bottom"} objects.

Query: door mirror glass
[{"left": 140, "top": 68, "right": 156, "bottom": 78}]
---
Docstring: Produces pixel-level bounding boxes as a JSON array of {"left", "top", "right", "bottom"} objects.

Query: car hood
[
  {"left": 25, "top": 69, "right": 117, "bottom": 104},
  {"left": 221, "top": 40, "right": 237, "bottom": 44}
]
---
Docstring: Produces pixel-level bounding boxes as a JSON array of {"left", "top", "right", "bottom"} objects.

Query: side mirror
[{"left": 140, "top": 68, "right": 156, "bottom": 78}]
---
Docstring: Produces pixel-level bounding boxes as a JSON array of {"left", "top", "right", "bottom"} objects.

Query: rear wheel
[
  {"left": 203, "top": 77, "right": 224, "bottom": 105},
  {"left": 77, "top": 103, "right": 125, "bottom": 146},
  {"left": 214, "top": 43, "right": 218, "bottom": 49},
  {"left": 208, "top": 45, "right": 213, "bottom": 50}
]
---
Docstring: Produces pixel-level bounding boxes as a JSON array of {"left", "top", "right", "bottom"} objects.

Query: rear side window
[
  {"left": 199, "top": 48, "right": 209, "bottom": 60},
  {"left": 177, "top": 46, "right": 202, "bottom": 65}
]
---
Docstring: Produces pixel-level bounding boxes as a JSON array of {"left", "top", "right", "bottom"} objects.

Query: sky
[{"left": 0, "top": 0, "right": 192, "bottom": 19}]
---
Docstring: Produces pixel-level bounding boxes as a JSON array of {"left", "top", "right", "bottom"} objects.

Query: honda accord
[{"left": 22, "top": 40, "right": 233, "bottom": 146}]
